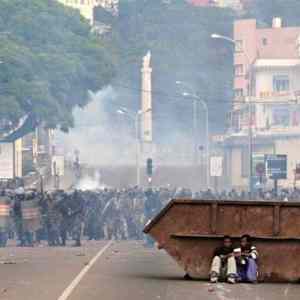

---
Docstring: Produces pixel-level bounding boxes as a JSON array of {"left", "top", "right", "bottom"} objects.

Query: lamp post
[
  {"left": 175, "top": 81, "right": 210, "bottom": 188},
  {"left": 211, "top": 33, "right": 254, "bottom": 196},
  {"left": 117, "top": 107, "right": 152, "bottom": 186},
  {"left": 183, "top": 92, "right": 210, "bottom": 189},
  {"left": 176, "top": 81, "right": 198, "bottom": 165}
]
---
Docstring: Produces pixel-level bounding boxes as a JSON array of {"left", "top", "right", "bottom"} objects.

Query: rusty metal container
[{"left": 144, "top": 199, "right": 300, "bottom": 283}]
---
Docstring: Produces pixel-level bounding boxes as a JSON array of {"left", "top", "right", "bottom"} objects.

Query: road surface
[{"left": 0, "top": 241, "right": 299, "bottom": 300}]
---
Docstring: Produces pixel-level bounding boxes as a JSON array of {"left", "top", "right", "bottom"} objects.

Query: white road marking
[{"left": 57, "top": 241, "right": 113, "bottom": 300}]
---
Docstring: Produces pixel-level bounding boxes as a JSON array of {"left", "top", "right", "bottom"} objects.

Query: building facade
[
  {"left": 225, "top": 18, "right": 300, "bottom": 190},
  {"left": 57, "top": 0, "right": 118, "bottom": 24}
]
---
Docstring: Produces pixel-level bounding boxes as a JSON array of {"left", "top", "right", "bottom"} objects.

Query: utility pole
[{"left": 193, "top": 99, "right": 198, "bottom": 165}]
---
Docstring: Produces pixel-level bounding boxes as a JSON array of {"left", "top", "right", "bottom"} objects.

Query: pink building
[
  {"left": 224, "top": 18, "right": 300, "bottom": 190},
  {"left": 234, "top": 18, "right": 300, "bottom": 101}
]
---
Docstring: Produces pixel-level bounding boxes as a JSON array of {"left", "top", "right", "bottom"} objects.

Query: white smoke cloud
[
  {"left": 60, "top": 86, "right": 136, "bottom": 166},
  {"left": 76, "top": 170, "right": 108, "bottom": 190}
]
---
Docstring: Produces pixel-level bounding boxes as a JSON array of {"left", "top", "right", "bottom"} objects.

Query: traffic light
[{"left": 147, "top": 158, "right": 153, "bottom": 176}]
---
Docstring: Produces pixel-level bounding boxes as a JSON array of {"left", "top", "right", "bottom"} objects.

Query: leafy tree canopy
[{"left": 0, "top": 0, "right": 115, "bottom": 132}]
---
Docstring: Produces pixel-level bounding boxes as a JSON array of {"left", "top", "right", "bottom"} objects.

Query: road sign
[
  {"left": 210, "top": 156, "right": 223, "bottom": 177},
  {"left": 265, "top": 154, "right": 287, "bottom": 180}
]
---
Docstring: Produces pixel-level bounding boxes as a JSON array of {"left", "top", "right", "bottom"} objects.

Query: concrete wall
[{"left": 275, "top": 138, "right": 300, "bottom": 188}]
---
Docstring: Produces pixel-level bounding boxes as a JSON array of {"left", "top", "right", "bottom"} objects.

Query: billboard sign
[
  {"left": 210, "top": 156, "right": 223, "bottom": 177},
  {"left": 0, "top": 143, "right": 14, "bottom": 179},
  {"left": 265, "top": 154, "right": 287, "bottom": 180}
]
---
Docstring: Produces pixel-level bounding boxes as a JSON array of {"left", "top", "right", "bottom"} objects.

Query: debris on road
[
  {"left": 0, "top": 260, "right": 17, "bottom": 265},
  {"left": 75, "top": 253, "right": 86, "bottom": 257}
]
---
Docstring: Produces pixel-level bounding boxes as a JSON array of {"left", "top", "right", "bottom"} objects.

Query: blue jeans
[{"left": 237, "top": 258, "right": 258, "bottom": 282}]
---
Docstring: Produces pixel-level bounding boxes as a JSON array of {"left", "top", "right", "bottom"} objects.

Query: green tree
[{"left": 0, "top": 0, "right": 115, "bottom": 132}]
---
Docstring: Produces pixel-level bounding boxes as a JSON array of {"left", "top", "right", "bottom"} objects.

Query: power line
[{"left": 111, "top": 82, "right": 299, "bottom": 106}]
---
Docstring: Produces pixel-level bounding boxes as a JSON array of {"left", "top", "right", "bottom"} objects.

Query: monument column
[{"left": 141, "top": 51, "right": 153, "bottom": 154}]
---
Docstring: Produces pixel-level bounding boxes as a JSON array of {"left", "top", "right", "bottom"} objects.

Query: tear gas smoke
[
  {"left": 76, "top": 171, "right": 108, "bottom": 191},
  {"left": 61, "top": 86, "right": 136, "bottom": 166}
]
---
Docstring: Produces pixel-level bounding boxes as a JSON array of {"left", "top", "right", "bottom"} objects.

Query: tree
[{"left": 0, "top": 0, "right": 115, "bottom": 132}]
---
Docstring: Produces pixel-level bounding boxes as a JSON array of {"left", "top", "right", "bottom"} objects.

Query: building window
[
  {"left": 235, "top": 40, "right": 243, "bottom": 52},
  {"left": 273, "top": 75, "right": 290, "bottom": 92},
  {"left": 235, "top": 64, "right": 244, "bottom": 76},
  {"left": 235, "top": 89, "right": 243, "bottom": 98}
]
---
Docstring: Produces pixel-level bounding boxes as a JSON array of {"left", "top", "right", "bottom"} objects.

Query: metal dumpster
[{"left": 143, "top": 199, "right": 300, "bottom": 283}]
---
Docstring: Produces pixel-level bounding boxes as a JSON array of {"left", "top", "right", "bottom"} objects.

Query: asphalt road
[{"left": 0, "top": 241, "right": 300, "bottom": 300}]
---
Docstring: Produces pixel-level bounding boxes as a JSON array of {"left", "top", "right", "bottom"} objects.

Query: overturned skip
[{"left": 143, "top": 199, "right": 300, "bottom": 283}]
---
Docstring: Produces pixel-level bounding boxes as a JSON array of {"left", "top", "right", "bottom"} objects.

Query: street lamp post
[
  {"left": 176, "top": 81, "right": 199, "bottom": 165},
  {"left": 211, "top": 33, "right": 254, "bottom": 196},
  {"left": 175, "top": 80, "right": 210, "bottom": 188},
  {"left": 117, "top": 107, "right": 152, "bottom": 186},
  {"left": 183, "top": 92, "right": 210, "bottom": 189}
]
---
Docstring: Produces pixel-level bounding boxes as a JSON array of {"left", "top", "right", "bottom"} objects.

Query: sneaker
[
  {"left": 210, "top": 271, "right": 218, "bottom": 283},
  {"left": 184, "top": 273, "right": 193, "bottom": 281},
  {"left": 227, "top": 275, "right": 236, "bottom": 284}
]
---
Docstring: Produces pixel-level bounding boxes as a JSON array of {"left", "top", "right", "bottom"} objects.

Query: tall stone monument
[{"left": 141, "top": 51, "right": 153, "bottom": 151}]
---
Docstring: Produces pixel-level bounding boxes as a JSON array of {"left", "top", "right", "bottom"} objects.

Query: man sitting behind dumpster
[
  {"left": 234, "top": 234, "right": 258, "bottom": 283},
  {"left": 210, "top": 235, "right": 237, "bottom": 284}
]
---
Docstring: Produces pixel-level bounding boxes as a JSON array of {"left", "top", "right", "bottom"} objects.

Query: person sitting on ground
[
  {"left": 210, "top": 235, "right": 237, "bottom": 284},
  {"left": 234, "top": 234, "right": 258, "bottom": 283}
]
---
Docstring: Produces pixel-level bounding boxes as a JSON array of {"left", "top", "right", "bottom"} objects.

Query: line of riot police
[
  {"left": 0, "top": 187, "right": 168, "bottom": 247},
  {"left": 0, "top": 188, "right": 85, "bottom": 247}
]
